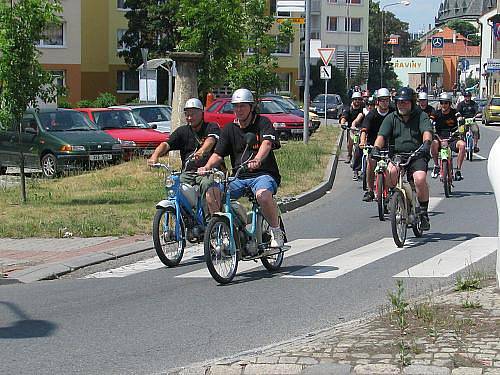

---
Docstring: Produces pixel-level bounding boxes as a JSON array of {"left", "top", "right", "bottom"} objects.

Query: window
[
  {"left": 327, "top": 16, "right": 338, "bottom": 31},
  {"left": 117, "top": 0, "right": 128, "bottom": 9},
  {"left": 277, "top": 73, "right": 290, "bottom": 92},
  {"left": 38, "top": 23, "right": 64, "bottom": 47},
  {"left": 117, "top": 70, "right": 139, "bottom": 92},
  {"left": 50, "top": 70, "right": 66, "bottom": 89},
  {"left": 21, "top": 114, "right": 37, "bottom": 133},
  {"left": 117, "top": 29, "right": 128, "bottom": 51},
  {"left": 273, "top": 36, "right": 291, "bottom": 55},
  {"left": 270, "top": 0, "right": 291, "bottom": 17},
  {"left": 345, "top": 17, "right": 361, "bottom": 32},
  {"left": 349, "top": 0, "right": 361, "bottom": 4}
]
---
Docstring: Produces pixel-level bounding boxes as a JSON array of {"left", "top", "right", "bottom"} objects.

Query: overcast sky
[{"left": 383, "top": 0, "right": 443, "bottom": 33}]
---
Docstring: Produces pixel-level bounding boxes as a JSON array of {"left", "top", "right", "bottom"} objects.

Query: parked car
[
  {"left": 262, "top": 94, "right": 321, "bottom": 131},
  {"left": 0, "top": 108, "right": 122, "bottom": 178},
  {"left": 483, "top": 96, "right": 500, "bottom": 126},
  {"left": 110, "top": 104, "right": 171, "bottom": 133},
  {"left": 76, "top": 108, "right": 168, "bottom": 159},
  {"left": 204, "top": 98, "right": 313, "bottom": 140},
  {"left": 310, "top": 94, "right": 344, "bottom": 119}
]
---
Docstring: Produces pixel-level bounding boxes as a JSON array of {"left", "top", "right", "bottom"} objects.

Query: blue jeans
[{"left": 228, "top": 175, "right": 278, "bottom": 199}]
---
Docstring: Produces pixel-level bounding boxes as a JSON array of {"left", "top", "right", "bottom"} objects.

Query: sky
[{"left": 383, "top": 0, "right": 444, "bottom": 33}]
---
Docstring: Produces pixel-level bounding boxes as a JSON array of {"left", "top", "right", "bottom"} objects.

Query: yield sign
[{"left": 318, "top": 48, "right": 335, "bottom": 66}]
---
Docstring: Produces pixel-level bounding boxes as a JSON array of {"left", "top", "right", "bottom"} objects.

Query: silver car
[{"left": 110, "top": 104, "right": 172, "bottom": 133}]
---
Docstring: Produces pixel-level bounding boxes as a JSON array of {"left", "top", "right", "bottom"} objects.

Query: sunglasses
[{"left": 439, "top": 101, "right": 451, "bottom": 105}]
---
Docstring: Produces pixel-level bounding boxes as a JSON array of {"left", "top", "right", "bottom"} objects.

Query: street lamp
[{"left": 380, "top": 0, "right": 411, "bottom": 87}]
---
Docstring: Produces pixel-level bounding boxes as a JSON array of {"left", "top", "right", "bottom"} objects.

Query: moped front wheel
[
  {"left": 153, "top": 207, "right": 185, "bottom": 267},
  {"left": 389, "top": 190, "right": 407, "bottom": 248},
  {"left": 204, "top": 217, "right": 238, "bottom": 284},
  {"left": 442, "top": 162, "right": 451, "bottom": 198},
  {"left": 259, "top": 215, "right": 285, "bottom": 272}
]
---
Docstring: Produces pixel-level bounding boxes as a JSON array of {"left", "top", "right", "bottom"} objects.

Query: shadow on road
[{"left": 0, "top": 301, "right": 57, "bottom": 339}]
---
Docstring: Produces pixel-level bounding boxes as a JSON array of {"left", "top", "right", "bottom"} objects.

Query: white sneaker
[{"left": 270, "top": 227, "right": 284, "bottom": 248}]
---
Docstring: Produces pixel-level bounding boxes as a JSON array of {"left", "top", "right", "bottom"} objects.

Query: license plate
[
  {"left": 89, "top": 154, "right": 112, "bottom": 161},
  {"left": 291, "top": 129, "right": 302, "bottom": 134}
]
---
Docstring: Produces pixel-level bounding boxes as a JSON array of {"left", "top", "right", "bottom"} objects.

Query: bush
[
  {"left": 76, "top": 99, "right": 94, "bottom": 108},
  {"left": 93, "top": 92, "right": 117, "bottom": 108},
  {"left": 58, "top": 98, "right": 73, "bottom": 108}
]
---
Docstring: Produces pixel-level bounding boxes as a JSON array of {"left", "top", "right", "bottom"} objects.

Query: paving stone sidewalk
[{"left": 167, "top": 280, "right": 500, "bottom": 375}]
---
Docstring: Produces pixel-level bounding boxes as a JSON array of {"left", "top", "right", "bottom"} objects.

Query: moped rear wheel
[
  {"left": 389, "top": 190, "right": 407, "bottom": 248},
  {"left": 204, "top": 217, "right": 238, "bottom": 284},
  {"left": 442, "top": 162, "right": 451, "bottom": 198},
  {"left": 260, "top": 216, "right": 285, "bottom": 272},
  {"left": 152, "top": 207, "right": 185, "bottom": 267},
  {"left": 376, "top": 173, "right": 385, "bottom": 221}
]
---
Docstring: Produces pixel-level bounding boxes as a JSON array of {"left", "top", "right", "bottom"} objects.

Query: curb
[{"left": 3, "top": 126, "right": 344, "bottom": 283}]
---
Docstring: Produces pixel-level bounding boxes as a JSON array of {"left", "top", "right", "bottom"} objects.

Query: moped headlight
[
  {"left": 214, "top": 171, "right": 225, "bottom": 184},
  {"left": 168, "top": 189, "right": 175, "bottom": 198},
  {"left": 165, "top": 175, "right": 174, "bottom": 188}
]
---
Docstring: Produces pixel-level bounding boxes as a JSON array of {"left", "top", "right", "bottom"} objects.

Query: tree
[
  {"left": 226, "top": 0, "right": 294, "bottom": 98},
  {"left": 446, "top": 19, "right": 480, "bottom": 46},
  {"left": 0, "top": 0, "right": 62, "bottom": 202},
  {"left": 310, "top": 61, "right": 346, "bottom": 102}
]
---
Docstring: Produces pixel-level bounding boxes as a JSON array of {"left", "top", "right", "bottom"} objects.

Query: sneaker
[
  {"left": 420, "top": 212, "right": 430, "bottom": 231},
  {"left": 344, "top": 156, "right": 352, "bottom": 164},
  {"left": 270, "top": 227, "right": 284, "bottom": 248},
  {"left": 431, "top": 165, "right": 440, "bottom": 179},
  {"left": 474, "top": 146, "right": 479, "bottom": 153},
  {"left": 352, "top": 171, "right": 359, "bottom": 181},
  {"left": 454, "top": 170, "right": 463, "bottom": 181},
  {"left": 362, "top": 191, "right": 375, "bottom": 202}
]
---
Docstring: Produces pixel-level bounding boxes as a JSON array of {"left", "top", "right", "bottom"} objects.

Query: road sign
[
  {"left": 276, "top": 17, "right": 305, "bottom": 24},
  {"left": 460, "top": 59, "right": 470, "bottom": 72},
  {"left": 276, "top": 0, "right": 305, "bottom": 12},
  {"left": 318, "top": 48, "right": 335, "bottom": 66},
  {"left": 431, "top": 37, "right": 444, "bottom": 49},
  {"left": 320, "top": 65, "right": 331, "bottom": 80}
]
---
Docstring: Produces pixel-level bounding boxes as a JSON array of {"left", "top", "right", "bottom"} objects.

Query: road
[{"left": 1, "top": 122, "right": 498, "bottom": 375}]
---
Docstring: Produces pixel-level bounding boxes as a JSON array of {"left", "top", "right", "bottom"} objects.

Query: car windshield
[
  {"left": 258, "top": 101, "right": 285, "bottom": 114},
  {"left": 93, "top": 110, "right": 150, "bottom": 129},
  {"left": 132, "top": 107, "right": 171, "bottom": 123},
  {"left": 283, "top": 97, "right": 300, "bottom": 109},
  {"left": 490, "top": 98, "right": 500, "bottom": 106},
  {"left": 39, "top": 111, "right": 97, "bottom": 132},
  {"left": 266, "top": 97, "right": 295, "bottom": 111}
]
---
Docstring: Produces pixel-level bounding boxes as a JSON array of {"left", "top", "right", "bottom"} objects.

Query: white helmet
[
  {"left": 231, "top": 88, "right": 254, "bottom": 104},
  {"left": 184, "top": 98, "right": 203, "bottom": 110},
  {"left": 351, "top": 91, "right": 362, "bottom": 99},
  {"left": 418, "top": 92, "right": 428, "bottom": 100},
  {"left": 376, "top": 88, "right": 390, "bottom": 98},
  {"left": 439, "top": 92, "right": 453, "bottom": 102}
]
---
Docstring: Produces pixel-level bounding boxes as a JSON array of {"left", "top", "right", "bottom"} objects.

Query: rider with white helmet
[
  {"left": 198, "top": 88, "right": 285, "bottom": 248},
  {"left": 341, "top": 91, "right": 365, "bottom": 180},
  {"left": 417, "top": 92, "right": 435, "bottom": 117},
  {"left": 148, "top": 98, "right": 222, "bottom": 215}
]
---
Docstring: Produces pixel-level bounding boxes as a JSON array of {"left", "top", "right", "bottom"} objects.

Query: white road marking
[
  {"left": 393, "top": 237, "right": 497, "bottom": 278},
  {"left": 429, "top": 197, "right": 443, "bottom": 212},
  {"left": 176, "top": 238, "right": 339, "bottom": 278},
  {"left": 283, "top": 238, "right": 417, "bottom": 279},
  {"left": 473, "top": 153, "right": 487, "bottom": 160},
  {"left": 84, "top": 244, "right": 204, "bottom": 279}
]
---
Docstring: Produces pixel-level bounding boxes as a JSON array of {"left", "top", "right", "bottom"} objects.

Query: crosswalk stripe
[
  {"left": 393, "top": 237, "right": 497, "bottom": 278},
  {"left": 283, "top": 238, "right": 417, "bottom": 279},
  {"left": 429, "top": 197, "right": 443, "bottom": 212},
  {"left": 176, "top": 238, "right": 339, "bottom": 279},
  {"left": 473, "top": 153, "right": 487, "bottom": 160}
]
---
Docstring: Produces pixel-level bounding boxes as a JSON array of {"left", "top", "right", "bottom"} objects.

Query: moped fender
[
  {"left": 210, "top": 212, "right": 239, "bottom": 253},
  {"left": 156, "top": 199, "right": 175, "bottom": 210}
]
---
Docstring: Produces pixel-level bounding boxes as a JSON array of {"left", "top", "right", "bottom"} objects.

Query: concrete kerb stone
[{"left": 9, "top": 263, "right": 72, "bottom": 283}]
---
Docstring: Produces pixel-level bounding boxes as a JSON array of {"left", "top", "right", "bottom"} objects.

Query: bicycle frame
[{"left": 374, "top": 151, "right": 390, "bottom": 198}]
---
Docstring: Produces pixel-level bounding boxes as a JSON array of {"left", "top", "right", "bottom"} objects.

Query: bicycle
[
  {"left": 388, "top": 146, "right": 425, "bottom": 248},
  {"left": 203, "top": 137, "right": 289, "bottom": 284},
  {"left": 458, "top": 117, "right": 475, "bottom": 162},
  {"left": 341, "top": 125, "right": 362, "bottom": 181},
  {"left": 373, "top": 149, "right": 390, "bottom": 221},
  {"left": 435, "top": 130, "right": 459, "bottom": 198},
  {"left": 150, "top": 159, "right": 207, "bottom": 267}
]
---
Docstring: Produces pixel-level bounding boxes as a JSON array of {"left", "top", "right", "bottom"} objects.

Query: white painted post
[{"left": 487, "top": 136, "right": 500, "bottom": 287}]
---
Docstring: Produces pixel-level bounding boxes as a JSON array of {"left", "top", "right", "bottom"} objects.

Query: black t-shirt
[
  {"left": 456, "top": 100, "right": 479, "bottom": 118},
  {"left": 432, "top": 108, "right": 458, "bottom": 137},
  {"left": 166, "top": 122, "right": 220, "bottom": 170},
  {"left": 214, "top": 114, "right": 281, "bottom": 185},
  {"left": 419, "top": 104, "right": 435, "bottom": 117},
  {"left": 361, "top": 108, "right": 393, "bottom": 145},
  {"left": 341, "top": 106, "right": 364, "bottom": 127}
]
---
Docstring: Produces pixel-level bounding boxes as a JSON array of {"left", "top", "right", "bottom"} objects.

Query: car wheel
[{"left": 41, "top": 153, "right": 58, "bottom": 178}]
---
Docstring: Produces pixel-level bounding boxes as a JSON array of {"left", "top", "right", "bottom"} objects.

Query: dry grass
[{"left": 0, "top": 125, "right": 339, "bottom": 238}]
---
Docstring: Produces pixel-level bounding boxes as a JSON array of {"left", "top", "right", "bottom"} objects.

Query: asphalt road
[{"left": 1, "top": 122, "right": 499, "bottom": 375}]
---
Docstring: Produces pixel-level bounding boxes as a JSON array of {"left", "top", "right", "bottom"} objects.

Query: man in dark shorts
[{"left": 372, "top": 87, "right": 433, "bottom": 230}]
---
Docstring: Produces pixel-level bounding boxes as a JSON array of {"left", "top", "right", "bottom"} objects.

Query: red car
[
  {"left": 204, "top": 98, "right": 313, "bottom": 140},
  {"left": 76, "top": 108, "right": 168, "bottom": 159}
]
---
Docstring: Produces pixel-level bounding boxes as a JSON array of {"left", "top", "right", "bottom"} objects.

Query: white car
[{"left": 110, "top": 104, "right": 171, "bottom": 134}]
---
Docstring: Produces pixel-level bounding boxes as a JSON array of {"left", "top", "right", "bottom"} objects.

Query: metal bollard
[{"left": 487, "top": 136, "right": 500, "bottom": 287}]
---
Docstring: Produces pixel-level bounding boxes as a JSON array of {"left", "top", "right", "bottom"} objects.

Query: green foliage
[
  {"left": 57, "top": 98, "right": 73, "bottom": 109},
  {"left": 93, "top": 92, "right": 118, "bottom": 108},
  {"left": 0, "top": 0, "right": 62, "bottom": 130},
  {"left": 446, "top": 20, "right": 479, "bottom": 46},
  {"left": 76, "top": 99, "right": 95, "bottom": 108},
  {"left": 226, "top": 0, "right": 294, "bottom": 97}
]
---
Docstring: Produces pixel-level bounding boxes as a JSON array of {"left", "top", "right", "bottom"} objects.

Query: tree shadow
[
  {"left": 446, "top": 190, "right": 494, "bottom": 198},
  {"left": 404, "top": 232, "right": 479, "bottom": 250},
  {"left": 0, "top": 301, "right": 57, "bottom": 339}
]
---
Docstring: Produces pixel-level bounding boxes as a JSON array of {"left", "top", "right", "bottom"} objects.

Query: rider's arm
[
  {"left": 352, "top": 112, "right": 364, "bottom": 128},
  {"left": 373, "top": 135, "right": 386, "bottom": 149},
  {"left": 249, "top": 140, "right": 273, "bottom": 170},
  {"left": 148, "top": 141, "right": 170, "bottom": 165},
  {"left": 200, "top": 152, "right": 223, "bottom": 171},
  {"left": 195, "top": 137, "right": 217, "bottom": 159}
]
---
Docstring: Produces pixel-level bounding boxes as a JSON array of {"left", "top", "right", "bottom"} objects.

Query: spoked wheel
[
  {"left": 259, "top": 215, "right": 285, "bottom": 272},
  {"left": 204, "top": 217, "right": 238, "bottom": 284},
  {"left": 466, "top": 148, "right": 473, "bottom": 161},
  {"left": 389, "top": 191, "right": 407, "bottom": 248},
  {"left": 152, "top": 207, "right": 185, "bottom": 267},
  {"left": 442, "top": 162, "right": 452, "bottom": 198},
  {"left": 412, "top": 209, "right": 424, "bottom": 238},
  {"left": 376, "top": 173, "right": 385, "bottom": 221}
]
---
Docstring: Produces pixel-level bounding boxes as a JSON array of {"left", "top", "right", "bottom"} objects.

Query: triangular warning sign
[{"left": 318, "top": 48, "right": 335, "bottom": 66}]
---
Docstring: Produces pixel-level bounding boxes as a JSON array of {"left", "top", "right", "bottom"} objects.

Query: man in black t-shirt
[
  {"left": 430, "top": 92, "right": 465, "bottom": 181},
  {"left": 198, "top": 88, "right": 285, "bottom": 248},
  {"left": 456, "top": 91, "right": 480, "bottom": 152},
  {"left": 148, "top": 98, "right": 221, "bottom": 214},
  {"left": 340, "top": 91, "right": 365, "bottom": 180},
  {"left": 417, "top": 92, "right": 435, "bottom": 117},
  {"left": 359, "top": 88, "right": 393, "bottom": 201}
]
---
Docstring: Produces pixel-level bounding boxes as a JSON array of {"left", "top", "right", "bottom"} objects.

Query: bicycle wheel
[
  {"left": 442, "top": 162, "right": 451, "bottom": 198},
  {"left": 204, "top": 217, "right": 238, "bottom": 284},
  {"left": 376, "top": 173, "right": 385, "bottom": 221},
  {"left": 389, "top": 190, "right": 407, "bottom": 248},
  {"left": 259, "top": 215, "right": 285, "bottom": 272},
  {"left": 412, "top": 207, "right": 423, "bottom": 238},
  {"left": 152, "top": 207, "right": 185, "bottom": 267},
  {"left": 361, "top": 154, "right": 368, "bottom": 191},
  {"left": 466, "top": 137, "right": 474, "bottom": 161}
]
